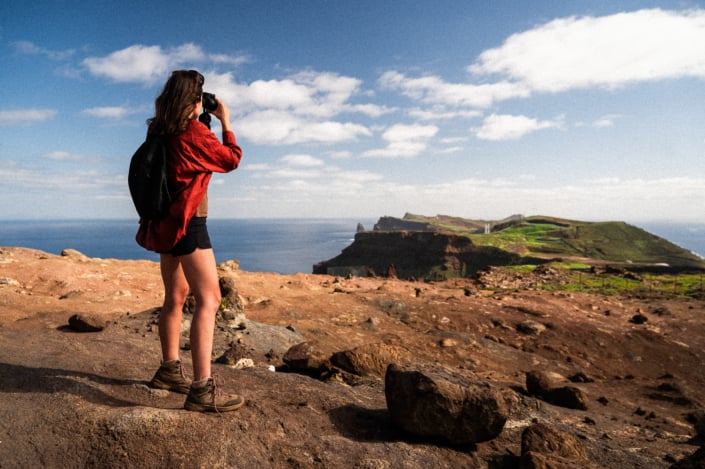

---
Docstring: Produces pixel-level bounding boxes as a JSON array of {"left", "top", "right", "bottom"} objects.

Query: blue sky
[{"left": 1, "top": 0, "right": 704, "bottom": 223}]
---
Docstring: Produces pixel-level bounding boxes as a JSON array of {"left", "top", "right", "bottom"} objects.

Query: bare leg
[
  {"left": 159, "top": 253, "right": 190, "bottom": 362},
  {"left": 178, "top": 247, "right": 221, "bottom": 381}
]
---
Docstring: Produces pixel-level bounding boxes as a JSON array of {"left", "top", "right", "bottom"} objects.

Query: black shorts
[{"left": 169, "top": 217, "right": 212, "bottom": 256}]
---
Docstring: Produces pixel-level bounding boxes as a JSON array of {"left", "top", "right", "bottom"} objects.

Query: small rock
[
  {"left": 526, "top": 370, "right": 589, "bottom": 410},
  {"left": 331, "top": 343, "right": 411, "bottom": 377},
  {"left": 0, "top": 277, "right": 20, "bottom": 286},
  {"left": 217, "top": 259, "right": 240, "bottom": 272},
  {"left": 217, "top": 342, "right": 249, "bottom": 365},
  {"left": 439, "top": 338, "right": 457, "bottom": 348},
  {"left": 547, "top": 386, "right": 589, "bottom": 410},
  {"left": 283, "top": 342, "right": 330, "bottom": 374},
  {"left": 526, "top": 370, "right": 553, "bottom": 396},
  {"left": 521, "top": 422, "right": 591, "bottom": 468},
  {"left": 568, "top": 372, "right": 594, "bottom": 383},
  {"left": 67, "top": 314, "right": 106, "bottom": 332},
  {"left": 61, "top": 249, "right": 88, "bottom": 259},
  {"left": 232, "top": 358, "right": 254, "bottom": 369},
  {"left": 652, "top": 306, "right": 672, "bottom": 317},
  {"left": 517, "top": 320, "right": 546, "bottom": 335},
  {"left": 629, "top": 313, "right": 648, "bottom": 324},
  {"left": 219, "top": 276, "right": 243, "bottom": 314}
]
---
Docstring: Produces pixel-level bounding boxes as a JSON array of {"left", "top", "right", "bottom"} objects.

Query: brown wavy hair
[{"left": 147, "top": 70, "right": 204, "bottom": 135}]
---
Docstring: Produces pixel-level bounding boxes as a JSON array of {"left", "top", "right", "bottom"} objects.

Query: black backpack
[{"left": 128, "top": 134, "right": 172, "bottom": 220}]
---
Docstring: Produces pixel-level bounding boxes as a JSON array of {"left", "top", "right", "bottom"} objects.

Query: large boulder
[{"left": 384, "top": 364, "right": 508, "bottom": 445}]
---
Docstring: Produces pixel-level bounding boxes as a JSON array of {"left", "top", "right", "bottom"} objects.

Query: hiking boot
[
  {"left": 149, "top": 359, "right": 192, "bottom": 394},
  {"left": 184, "top": 376, "right": 245, "bottom": 412}
]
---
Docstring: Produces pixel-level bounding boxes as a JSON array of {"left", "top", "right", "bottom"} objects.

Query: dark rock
[
  {"left": 283, "top": 342, "right": 330, "bottom": 374},
  {"left": 216, "top": 342, "right": 250, "bottom": 365},
  {"left": 219, "top": 276, "right": 243, "bottom": 314},
  {"left": 526, "top": 371, "right": 589, "bottom": 410},
  {"left": 692, "top": 409, "right": 705, "bottom": 440},
  {"left": 384, "top": 364, "right": 508, "bottom": 445},
  {"left": 568, "top": 372, "right": 594, "bottom": 383},
  {"left": 629, "top": 313, "right": 648, "bottom": 324},
  {"left": 67, "top": 314, "right": 106, "bottom": 332},
  {"left": 547, "top": 386, "right": 589, "bottom": 410},
  {"left": 330, "top": 343, "right": 411, "bottom": 377},
  {"left": 653, "top": 306, "right": 672, "bottom": 316},
  {"left": 671, "top": 447, "right": 705, "bottom": 469},
  {"left": 520, "top": 422, "right": 591, "bottom": 469},
  {"left": 526, "top": 370, "right": 553, "bottom": 397},
  {"left": 517, "top": 320, "right": 547, "bottom": 335}
]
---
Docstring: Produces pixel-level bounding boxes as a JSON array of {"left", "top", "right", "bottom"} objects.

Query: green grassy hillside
[{"left": 383, "top": 214, "right": 705, "bottom": 269}]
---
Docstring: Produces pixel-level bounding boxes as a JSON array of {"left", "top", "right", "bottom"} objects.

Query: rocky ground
[{"left": 0, "top": 247, "right": 703, "bottom": 468}]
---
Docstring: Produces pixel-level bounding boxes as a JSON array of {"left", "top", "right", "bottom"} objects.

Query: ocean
[
  {"left": 0, "top": 218, "right": 377, "bottom": 274},
  {"left": 0, "top": 219, "right": 702, "bottom": 274}
]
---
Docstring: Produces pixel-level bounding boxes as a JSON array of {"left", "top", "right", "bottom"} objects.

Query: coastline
[{"left": 0, "top": 218, "right": 702, "bottom": 274}]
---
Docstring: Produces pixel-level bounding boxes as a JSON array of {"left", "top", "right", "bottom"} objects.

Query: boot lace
[{"left": 210, "top": 374, "right": 223, "bottom": 414}]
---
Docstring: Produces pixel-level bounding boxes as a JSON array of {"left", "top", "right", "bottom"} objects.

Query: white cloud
[
  {"left": 473, "top": 114, "right": 562, "bottom": 141},
  {"left": 363, "top": 123, "right": 439, "bottom": 158},
  {"left": 242, "top": 163, "right": 272, "bottom": 171},
  {"left": 202, "top": 70, "right": 381, "bottom": 145},
  {"left": 208, "top": 70, "right": 367, "bottom": 119},
  {"left": 592, "top": 114, "right": 621, "bottom": 128},
  {"left": 222, "top": 171, "right": 705, "bottom": 222},
  {"left": 44, "top": 151, "right": 82, "bottom": 161},
  {"left": 409, "top": 107, "right": 482, "bottom": 121},
  {"left": 234, "top": 110, "right": 371, "bottom": 145},
  {"left": 379, "top": 9, "right": 705, "bottom": 118},
  {"left": 238, "top": 78, "right": 317, "bottom": 112},
  {"left": 267, "top": 168, "right": 324, "bottom": 179},
  {"left": 348, "top": 103, "right": 395, "bottom": 117},
  {"left": 281, "top": 154, "right": 325, "bottom": 167},
  {"left": 240, "top": 153, "right": 384, "bottom": 191},
  {"left": 209, "top": 53, "right": 250, "bottom": 66},
  {"left": 82, "top": 106, "right": 132, "bottom": 119},
  {"left": 0, "top": 166, "right": 120, "bottom": 191},
  {"left": 13, "top": 40, "right": 75, "bottom": 61},
  {"left": 84, "top": 44, "right": 188, "bottom": 83},
  {"left": 469, "top": 9, "right": 705, "bottom": 93},
  {"left": 379, "top": 71, "right": 529, "bottom": 109},
  {"left": 327, "top": 150, "right": 353, "bottom": 159},
  {"left": 0, "top": 108, "right": 58, "bottom": 126},
  {"left": 82, "top": 43, "right": 248, "bottom": 84}
]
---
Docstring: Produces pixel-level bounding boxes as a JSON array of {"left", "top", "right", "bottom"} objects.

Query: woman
[{"left": 137, "top": 70, "right": 244, "bottom": 412}]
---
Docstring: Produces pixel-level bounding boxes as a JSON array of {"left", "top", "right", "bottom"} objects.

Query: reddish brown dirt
[{"left": 0, "top": 247, "right": 703, "bottom": 468}]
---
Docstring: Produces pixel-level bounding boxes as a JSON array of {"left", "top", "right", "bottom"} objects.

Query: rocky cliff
[{"left": 313, "top": 231, "right": 543, "bottom": 279}]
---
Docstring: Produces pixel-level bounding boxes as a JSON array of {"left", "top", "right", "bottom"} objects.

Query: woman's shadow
[{"left": 0, "top": 361, "right": 144, "bottom": 407}]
